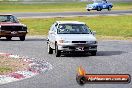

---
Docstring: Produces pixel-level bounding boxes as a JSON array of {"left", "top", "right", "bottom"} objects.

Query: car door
[
  {"left": 48, "top": 23, "right": 58, "bottom": 49},
  {"left": 48, "top": 23, "right": 55, "bottom": 48},
  {"left": 102, "top": 1, "right": 107, "bottom": 9}
]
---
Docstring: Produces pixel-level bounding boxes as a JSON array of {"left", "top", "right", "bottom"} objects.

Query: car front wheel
[
  {"left": 19, "top": 36, "right": 25, "bottom": 41},
  {"left": 97, "top": 6, "right": 102, "bottom": 11},
  {"left": 87, "top": 9, "right": 90, "bottom": 11},
  {"left": 55, "top": 44, "right": 61, "bottom": 57},
  {"left": 47, "top": 43, "right": 53, "bottom": 54},
  {"left": 6, "top": 37, "right": 12, "bottom": 40}
]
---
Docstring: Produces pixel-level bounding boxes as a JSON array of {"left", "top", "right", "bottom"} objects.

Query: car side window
[
  {"left": 102, "top": 0, "right": 107, "bottom": 3},
  {"left": 50, "top": 23, "right": 55, "bottom": 31},
  {"left": 53, "top": 23, "right": 58, "bottom": 32},
  {"left": 12, "top": 16, "right": 19, "bottom": 23},
  {"left": 49, "top": 22, "right": 58, "bottom": 33}
]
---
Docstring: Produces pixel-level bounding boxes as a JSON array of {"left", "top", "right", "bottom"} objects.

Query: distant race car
[
  {"left": 47, "top": 21, "right": 97, "bottom": 57},
  {"left": 86, "top": 0, "right": 113, "bottom": 11},
  {"left": 0, "top": 14, "right": 28, "bottom": 41}
]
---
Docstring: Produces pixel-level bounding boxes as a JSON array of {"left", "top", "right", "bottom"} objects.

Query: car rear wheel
[
  {"left": 19, "top": 36, "right": 25, "bottom": 41},
  {"left": 97, "top": 6, "right": 102, "bottom": 11},
  {"left": 55, "top": 44, "right": 61, "bottom": 57},
  {"left": 6, "top": 37, "right": 12, "bottom": 40},
  {"left": 47, "top": 43, "right": 53, "bottom": 54},
  {"left": 108, "top": 6, "right": 111, "bottom": 11}
]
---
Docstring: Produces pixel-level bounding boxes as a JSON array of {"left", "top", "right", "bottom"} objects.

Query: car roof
[{"left": 56, "top": 21, "right": 85, "bottom": 25}]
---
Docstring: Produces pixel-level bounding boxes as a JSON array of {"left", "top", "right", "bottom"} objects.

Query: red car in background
[{"left": 0, "top": 14, "right": 28, "bottom": 41}]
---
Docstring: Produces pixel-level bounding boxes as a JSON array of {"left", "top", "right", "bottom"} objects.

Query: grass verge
[
  {"left": 0, "top": 2, "right": 131, "bottom": 12},
  {"left": 0, "top": 56, "right": 29, "bottom": 75},
  {"left": 0, "top": 67, "right": 12, "bottom": 75},
  {"left": 21, "top": 15, "right": 132, "bottom": 39}
]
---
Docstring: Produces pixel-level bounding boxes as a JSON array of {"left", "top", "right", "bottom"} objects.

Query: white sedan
[{"left": 47, "top": 21, "right": 97, "bottom": 57}]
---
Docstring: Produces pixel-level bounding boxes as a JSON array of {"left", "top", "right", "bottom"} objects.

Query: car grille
[
  {"left": 1, "top": 26, "right": 23, "bottom": 31},
  {"left": 72, "top": 41, "right": 86, "bottom": 43}
]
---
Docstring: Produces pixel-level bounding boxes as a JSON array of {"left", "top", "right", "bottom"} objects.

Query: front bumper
[
  {"left": 0, "top": 31, "right": 28, "bottom": 37},
  {"left": 58, "top": 43, "right": 97, "bottom": 52}
]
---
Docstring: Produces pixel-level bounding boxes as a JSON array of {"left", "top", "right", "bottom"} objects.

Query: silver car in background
[{"left": 47, "top": 21, "right": 97, "bottom": 57}]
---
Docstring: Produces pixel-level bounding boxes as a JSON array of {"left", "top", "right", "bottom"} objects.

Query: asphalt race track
[
  {"left": 0, "top": 37, "right": 132, "bottom": 88},
  {"left": 1, "top": 10, "right": 132, "bottom": 18}
]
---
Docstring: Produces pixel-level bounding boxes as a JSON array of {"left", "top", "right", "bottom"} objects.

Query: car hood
[
  {"left": 88, "top": 3, "right": 98, "bottom": 6},
  {"left": 0, "top": 22, "right": 24, "bottom": 26},
  {"left": 56, "top": 34, "right": 97, "bottom": 41}
]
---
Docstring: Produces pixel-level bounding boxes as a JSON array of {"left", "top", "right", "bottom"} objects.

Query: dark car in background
[{"left": 0, "top": 14, "right": 28, "bottom": 41}]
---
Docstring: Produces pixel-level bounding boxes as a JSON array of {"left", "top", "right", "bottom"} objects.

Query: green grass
[
  {"left": 0, "top": 2, "right": 86, "bottom": 12},
  {"left": 21, "top": 15, "right": 132, "bottom": 37},
  {"left": 0, "top": 67, "right": 12, "bottom": 74},
  {"left": 0, "top": 2, "right": 131, "bottom": 12},
  {"left": 114, "top": 2, "right": 132, "bottom": 10},
  {"left": 0, "top": 56, "right": 29, "bottom": 75}
]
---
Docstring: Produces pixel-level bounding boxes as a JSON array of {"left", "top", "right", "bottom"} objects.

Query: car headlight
[
  {"left": 57, "top": 40, "right": 71, "bottom": 43},
  {"left": 86, "top": 41, "right": 97, "bottom": 44},
  {"left": 57, "top": 40, "right": 64, "bottom": 43}
]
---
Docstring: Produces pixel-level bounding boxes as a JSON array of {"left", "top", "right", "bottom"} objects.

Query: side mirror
[{"left": 92, "top": 31, "right": 96, "bottom": 35}]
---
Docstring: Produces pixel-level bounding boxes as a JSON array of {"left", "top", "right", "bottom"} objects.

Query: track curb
[{"left": 0, "top": 53, "right": 52, "bottom": 85}]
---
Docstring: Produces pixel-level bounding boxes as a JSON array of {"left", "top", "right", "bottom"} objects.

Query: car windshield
[
  {"left": 94, "top": 0, "right": 107, "bottom": 3},
  {"left": 0, "top": 15, "right": 19, "bottom": 23},
  {"left": 57, "top": 24, "right": 91, "bottom": 34}
]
